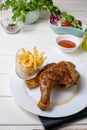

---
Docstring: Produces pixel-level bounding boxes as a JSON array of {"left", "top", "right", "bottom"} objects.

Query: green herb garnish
[{"left": 0, "top": 0, "right": 61, "bottom": 22}]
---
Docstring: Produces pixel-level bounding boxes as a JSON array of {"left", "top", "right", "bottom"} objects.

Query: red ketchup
[{"left": 58, "top": 40, "right": 76, "bottom": 48}]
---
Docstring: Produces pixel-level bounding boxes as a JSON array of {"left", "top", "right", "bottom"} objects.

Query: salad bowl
[
  {"left": 49, "top": 12, "right": 87, "bottom": 37},
  {"left": 49, "top": 22, "right": 86, "bottom": 37}
]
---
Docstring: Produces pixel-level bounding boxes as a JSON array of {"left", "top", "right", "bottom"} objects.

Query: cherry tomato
[
  {"left": 61, "top": 22, "right": 72, "bottom": 27},
  {"left": 77, "top": 20, "right": 82, "bottom": 26}
]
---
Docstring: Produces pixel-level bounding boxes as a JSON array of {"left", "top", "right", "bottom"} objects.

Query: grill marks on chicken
[{"left": 25, "top": 61, "right": 80, "bottom": 110}]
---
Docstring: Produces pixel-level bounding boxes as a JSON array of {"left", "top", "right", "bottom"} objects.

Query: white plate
[{"left": 10, "top": 54, "right": 87, "bottom": 118}]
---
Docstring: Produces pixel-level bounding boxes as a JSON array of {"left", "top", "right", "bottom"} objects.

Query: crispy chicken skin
[
  {"left": 25, "top": 63, "right": 56, "bottom": 88},
  {"left": 37, "top": 61, "right": 80, "bottom": 110}
]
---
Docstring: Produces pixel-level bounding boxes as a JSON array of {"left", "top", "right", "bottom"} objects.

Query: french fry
[
  {"left": 21, "top": 48, "right": 25, "bottom": 53},
  {"left": 34, "top": 47, "right": 37, "bottom": 69},
  {"left": 34, "top": 46, "right": 38, "bottom": 57},
  {"left": 17, "top": 46, "right": 47, "bottom": 70}
]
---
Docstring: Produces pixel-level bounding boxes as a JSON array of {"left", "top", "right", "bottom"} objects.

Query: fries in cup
[{"left": 16, "top": 47, "right": 47, "bottom": 80}]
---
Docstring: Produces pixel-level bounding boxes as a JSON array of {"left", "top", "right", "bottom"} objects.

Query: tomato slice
[
  {"left": 61, "top": 22, "right": 72, "bottom": 27},
  {"left": 77, "top": 20, "right": 82, "bottom": 26}
]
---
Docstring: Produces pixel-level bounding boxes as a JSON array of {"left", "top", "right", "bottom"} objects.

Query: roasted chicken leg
[
  {"left": 37, "top": 61, "right": 80, "bottom": 110},
  {"left": 25, "top": 61, "right": 80, "bottom": 110}
]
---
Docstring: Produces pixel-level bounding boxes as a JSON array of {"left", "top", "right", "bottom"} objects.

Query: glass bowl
[
  {"left": 0, "top": 18, "right": 23, "bottom": 34},
  {"left": 15, "top": 48, "right": 39, "bottom": 80}
]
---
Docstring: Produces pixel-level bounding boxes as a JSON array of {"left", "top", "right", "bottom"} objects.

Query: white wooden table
[{"left": 0, "top": 0, "right": 87, "bottom": 129}]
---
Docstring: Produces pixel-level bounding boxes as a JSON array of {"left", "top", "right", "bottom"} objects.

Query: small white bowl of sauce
[{"left": 56, "top": 34, "right": 80, "bottom": 53}]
